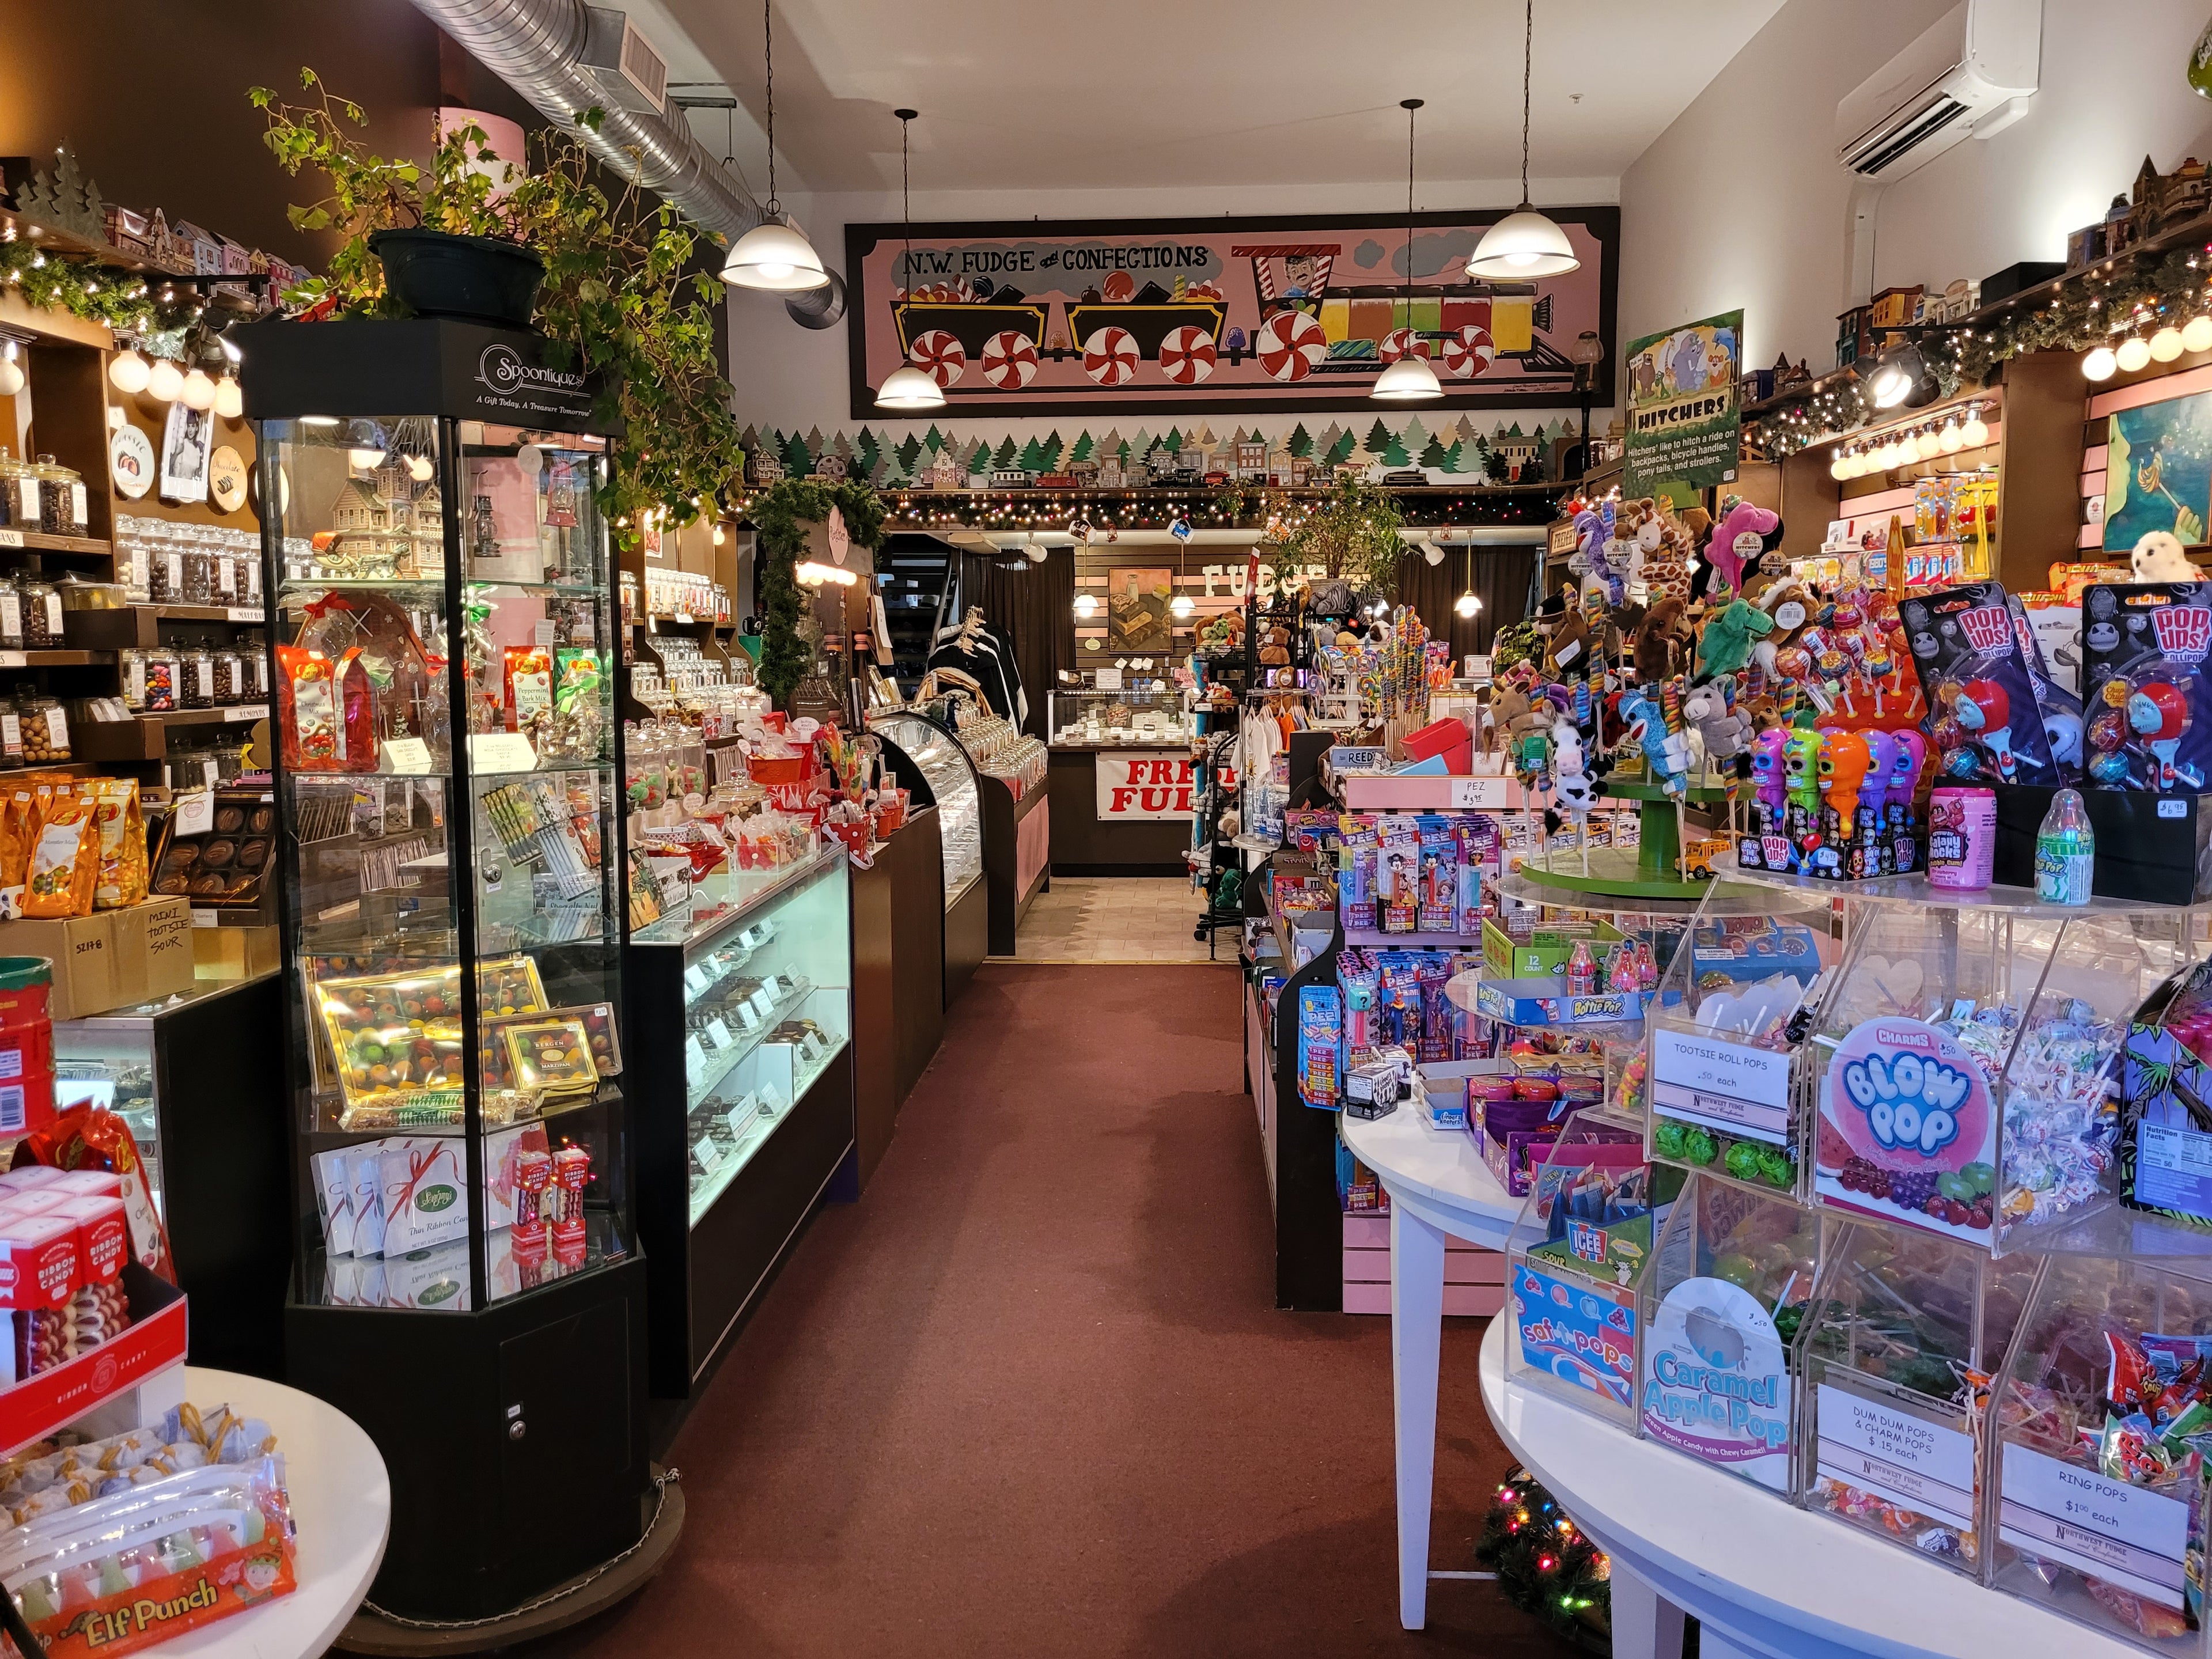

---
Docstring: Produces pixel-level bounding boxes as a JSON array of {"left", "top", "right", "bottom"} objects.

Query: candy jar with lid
[{"left": 14, "top": 577, "right": 58, "bottom": 648}]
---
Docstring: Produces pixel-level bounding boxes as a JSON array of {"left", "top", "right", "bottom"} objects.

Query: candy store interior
[{"left": 17, "top": 3, "right": 2212, "bottom": 1658}]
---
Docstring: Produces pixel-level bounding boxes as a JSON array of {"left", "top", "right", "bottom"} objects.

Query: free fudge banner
[{"left": 843, "top": 209, "right": 1618, "bottom": 421}]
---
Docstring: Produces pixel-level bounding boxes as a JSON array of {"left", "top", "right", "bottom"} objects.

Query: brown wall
[{"left": 1, "top": 2, "right": 551, "bottom": 271}]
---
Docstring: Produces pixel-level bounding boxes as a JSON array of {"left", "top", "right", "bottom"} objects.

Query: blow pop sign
[{"left": 1816, "top": 1017, "right": 1998, "bottom": 1244}]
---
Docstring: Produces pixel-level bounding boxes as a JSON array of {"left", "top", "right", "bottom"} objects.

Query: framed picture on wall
[
  {"left": 158, "top": 402, "right": 212, "bottom": 505},
  {"left": 2104, "top": 392, "right": 2212, "bottom": 550},
  {"left": 1106, "top": 567, "right": 1173, "bottom": 653}
]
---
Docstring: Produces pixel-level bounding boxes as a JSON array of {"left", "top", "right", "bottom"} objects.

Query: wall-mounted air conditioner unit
[
  {"left": 580, "top": 8, "right": 670, "bottom": 116},
  {"left": 1835, "top": 0, "right": 2040, "bottom": 181}
]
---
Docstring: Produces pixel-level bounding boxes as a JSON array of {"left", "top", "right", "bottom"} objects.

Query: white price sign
[
  {"left": 1651, "top": 1027, "right": 1794, "bottom": 1146},
  {"left": 1999, "top": 1442, "right": 2191, "bottom": 1610},
  {"left": 0, "top": 531, "right": 22, "bottom": 550},
  {"left": 706, "top": 1017, "right": 733, "bottom": 1049},
  {"left": 694, "top": 1134, "right": 724, "bottom": 1171},
  {"left": 1816, "top": 1382, "right": 1977, "bottom": 1531},
  {"left": 1449, "top": 775, "right": 1507, "bottom": 809}
]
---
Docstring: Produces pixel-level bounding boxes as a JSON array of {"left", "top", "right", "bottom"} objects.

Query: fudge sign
[{"left": 1097, "top": 754, "right": 1194, "bottom": 820}]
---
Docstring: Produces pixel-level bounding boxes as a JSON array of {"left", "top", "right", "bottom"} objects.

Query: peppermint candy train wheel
[
  {"left": 980, "top": 330, "right": 1040, "bottom": 389},
  {"left": 1441, "top": 324, "right": 1495, "bottom": 379},
  {"left": 1082, "top": 325, "right": 1139, "bottom": 386},
  {"left": 1158, "top": 325, "right": 1218, "bottom": 385},
  {"left": 908, "top": 329, "right": 967, "bottom": 387},
  {"left": 1256, "top": 309, "right": 1325, "bottom": 382},
  {"left": 1379, "top": 328, "right": 1431, "bottom": 363}
]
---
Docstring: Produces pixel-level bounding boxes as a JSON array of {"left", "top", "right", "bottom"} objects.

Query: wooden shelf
[
  {"left": 0, "top": 529, "right": 111, "bottom": 559},
  {"left": 0, "top": 650, "right": 113, "bottom": 668},
  {"left": 74, "top": 704, "right": 270, "bottom": 762}
]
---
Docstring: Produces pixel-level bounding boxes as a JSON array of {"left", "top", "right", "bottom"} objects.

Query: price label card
[
  {"left": 1449, "top": 775, "right": 1507, "bottom": 809},
  {"left": 468, "top": 732, "right": 538, "bottom": 774},
  {"left": 174, "top": 791, "right": 216, "bottom": 836},
  {"left": 382, "top": 736, "right": 433, "bottom": 776},
  {"left": 683, "top": 965, "right": 711, "bottom": 997},
  {"left": 684, "top": 1036, "right": 707, "bottom": 1089},
  {"left": 734, "top": 1002, "right": 762, "bottom": 1031},
  {"left": 190, "top": 908, "right": 218, "bottom": 929},
  {"left": 226, "top": 607, "right": 264, "bottom": 623},
  {"left": 1816, "top": 1382, "right": 1977, "bottom": 1531},
  {"left": 0, "top": 531, "right": 21, "bottom": 550},
  {"left": 726, "top": 1102, "right": 755, "bottom": 1137},
  {"left": 706, "top": 1018, "right": 733, "bottom": 1048},
  {"left": 0, "top": 654, "right": 24, "bottom": 671},
  {"left": 226, "top": 703, "right": 270, "bottom": 722},
  {"left": 694, "top": 1134, "right": 724, "bottom": 1171},
  {"left": 1093, "top": 667, "right": 1123, "bottom": 691},
  {"left": 1651, "top": 1027, "right": 1794, "bottom": 1146},
  {"left": 750, "top": 987, "right": 779, "bottom": 1020},
  {"left": 2000, "top": 1442, "right": 2191, "bottom": 1609},
  {"left": 534, "top": 620, "right": 557, "bottom": 647}
]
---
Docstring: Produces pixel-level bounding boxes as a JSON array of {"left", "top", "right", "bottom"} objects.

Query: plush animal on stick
[
  {"left": 1633, "top": 597, "right": 1693, "bottom": 683},
  {"left": 1706, "top": 499, "right": 1783, "bottom": 601}
]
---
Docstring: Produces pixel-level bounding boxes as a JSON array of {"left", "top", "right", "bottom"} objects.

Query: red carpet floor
[{"left": 539, "top": 965, "right": 1556, "bottom": 1658}]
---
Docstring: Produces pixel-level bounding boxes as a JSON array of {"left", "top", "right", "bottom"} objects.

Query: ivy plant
[
  {"left": 749, "top": 480, "right": 888, "bottom": 708},
  {"left": 248, "top": 69, "right": 742, "bottom": 544}
]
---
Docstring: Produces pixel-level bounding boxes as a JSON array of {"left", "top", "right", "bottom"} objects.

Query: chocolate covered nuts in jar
[
  {"left": 17, "top": 696, "right": 68, "bottom": 764},
  {"left": 14, "top": 579, "right": 59, "bottom": 649}
]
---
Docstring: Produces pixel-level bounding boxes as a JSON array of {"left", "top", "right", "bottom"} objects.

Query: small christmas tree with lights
[{"left": 1474, "top": 1465, "right": 1611, "bottom": 1652}]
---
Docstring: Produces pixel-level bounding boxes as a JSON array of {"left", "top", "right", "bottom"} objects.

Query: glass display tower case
[
  {"left": 871, "top": 709, "right": 988, "bottom": 1004},
  {"left": 243, "top": 319, "right": 647, "bottom": 1624}
]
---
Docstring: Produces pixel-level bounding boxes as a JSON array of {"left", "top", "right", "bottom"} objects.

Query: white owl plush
[{"left": 2134, "top": 531, "right": 2196, "bottom": 582}]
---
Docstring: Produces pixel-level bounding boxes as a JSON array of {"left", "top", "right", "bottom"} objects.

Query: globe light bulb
[
  {"left": 107, "top": 349, "right": 150, "bottom": 395},
  {"left": 1170, "top": 594, "right": 1194, "bottom": 618},
  {"left": 1455, "top": 591, "right": 1480, "bottom": 618},
  {"left": 0, "top": 350, "right": 21, "bottom": 400},
  {"left": 1938, "top": 422, "right": 1964, "bottom": 453},
  {"left": 407, "top": 454, "right": 434, "bottom": 483},
  {"left": 1960, "top": 410, "right": 1989, "bottom": 448},
  {"left": 2118, "top": 336, "right": 2153, "bottom": 372},
  {"left": 2153, "top": 326, "right": 2188, "bottom": 362},
  {"left": 2184, "top": 315, "right": 2212, "bottom": 354},
  {"left": 179, "top": 369, "right": 217, "bottom": 411},
  {"left": 2083, "top": 345, "right": 2119, "bottom": 381},
  {"left": 213, "top": 376, "right": 243, "bottom": 420},
  {"left": 1830, "top": 450, "right": 1851, "bottom": 482},
  {"left": 1915, "top": 427, "right": 1942, "bottom": 460},
  {"left": 1073, "top": 593, "right": 1099, "bottom": 619},
  {"left": 145, "top": 357, "right": 184, "bottom": 402}
]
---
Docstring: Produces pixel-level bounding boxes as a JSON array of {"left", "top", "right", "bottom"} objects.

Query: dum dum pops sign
[{"left": 1097, "top": 753, "right": 1195, "bottom": 821}]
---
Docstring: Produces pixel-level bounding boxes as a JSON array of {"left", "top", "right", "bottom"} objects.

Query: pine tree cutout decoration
[{"left": 17, "top": 145, "right": 106, "bottom": 241}]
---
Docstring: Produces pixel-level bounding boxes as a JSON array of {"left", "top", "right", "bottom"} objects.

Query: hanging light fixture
[
  {"left": 2082, "top": 343, "right": 2119, "bottom": 381},
  {"left": 0, "top": 342, "right": 21, "bottom": 400},
  {"left": 876, "top": 109, "right": 946, "bottom": 411},
  {"left": 1959, "top": 404, "right": 1989, "bottom": 448},
  {"left": 722, "top": 0, "right": 830, "bottom": 291},
  {"left": 145, "top": 356, "right": 184, "bottom": 402},
  {"left": 213, "top": 376, "right": 243, "bottom": 420},
  {"left": 2117, "top": 335, "right": 2153, "bottom": 373},
  {"left": 179, "top": 367, "right": 217, "bottom": 411},
  {"left": 107, "top": 348, "right": 150, "bottom": 396},
  {"left": 1073, "top": 593, "right": 1099, "bottom": 620},
  {"left": 2153, "top": 323, "right": 2188, "bottom": 362},
  {"left": 1938, "top": 420, "right": 1963, "bottom": 453},
  {"left": 2185, "top": 315, "right": 2212, "bottom": 354},
  {"left": 1467, "top": 1, "right": 1580, "bottom": 280},
  {"left": 1373, "top": 99, "right": 1443, "bottom": 403},
  {"left": 1455, "top": 545, "right": 1480, "bottom": 617},
  {"left": 1830, "top": 447, "right": 1853, "bottom": 482},
  {"left": 1914, "top": 425, "right": 1942, "bottom": 460}
]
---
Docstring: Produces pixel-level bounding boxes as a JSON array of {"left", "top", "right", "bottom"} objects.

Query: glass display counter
[
  {"left": 628, "top": 847, "right": 854, "bottom": 1396},
  {"left": 1049, "top": 686, "right": 1189, "bottom": 748},
  {"left": 872, "top": 710, "right": 987, "bottom": 1003}
]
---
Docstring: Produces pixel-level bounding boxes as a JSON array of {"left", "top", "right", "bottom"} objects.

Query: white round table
[
  {"left": 160, "top": 1366, "right": 391, "bottom": 1658},
  {"left": 1478, "top": 1321, "right": 2141, "bottom": 1659},
  {"left": 1338, "top": 1106, "right": 1523, "bottom": 1631}
]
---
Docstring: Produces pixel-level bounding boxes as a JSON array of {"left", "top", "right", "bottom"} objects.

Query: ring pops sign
[{"left": 1815, "top": 1018, "right": 1998, "bottom": 1244}]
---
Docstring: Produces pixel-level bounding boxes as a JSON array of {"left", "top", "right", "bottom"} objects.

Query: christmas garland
[
  {"left": 1745, "top": 243, "right": 2212, "bottom": 457},
  {"left": 0, "top": 237, "right": 210, "bottom": 338},
  {"left": 1473, "top": 1465, "right": 1611, "bottom": 1652},
  {"left": 748, "top": 478, "right": 888, "bottom": 709}
]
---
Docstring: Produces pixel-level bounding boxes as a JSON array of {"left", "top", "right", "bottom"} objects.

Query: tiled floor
[{"left": 998, "top": 875, "right": 1236, "bottom": 963}]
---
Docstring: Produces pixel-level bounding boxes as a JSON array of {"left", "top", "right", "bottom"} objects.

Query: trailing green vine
[
  {"left": 0, "top": 238, "right": 201, "bottom": 336},
  {"left": 248, "top": 69, "right": 743, "bottom": 546},
  {"left": 748, "top": 479, "right": 888, "bottom": 709}
]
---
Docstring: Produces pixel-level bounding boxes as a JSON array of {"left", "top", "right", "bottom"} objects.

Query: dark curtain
[
  {"left": 1389, "top": 544, "right": 1540, "bottom": 663},
  {"left": 956, "top": 547, "right": 1077, "bottom": 737}
]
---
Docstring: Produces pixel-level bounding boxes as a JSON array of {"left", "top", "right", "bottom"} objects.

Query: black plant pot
[{"left": 369, "top": 228, "right": 544, "bottom": 327}]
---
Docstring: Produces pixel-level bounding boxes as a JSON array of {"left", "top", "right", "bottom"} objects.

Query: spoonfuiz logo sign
[{"left": 476, "top": 343, "right": 585, "bottom": 402}]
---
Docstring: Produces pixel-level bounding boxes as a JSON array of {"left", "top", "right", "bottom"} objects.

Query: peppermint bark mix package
[
  {"left": 2081, "top": 581, "right": 2212, "bottom": 791},
  {"left": 1898, "top": 580, "right": 2064, "bottom": 786}
]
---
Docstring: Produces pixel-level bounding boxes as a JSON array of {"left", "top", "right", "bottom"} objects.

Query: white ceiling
[{"left": 643, "top": 0, "right": 1790, "bottom": 200}]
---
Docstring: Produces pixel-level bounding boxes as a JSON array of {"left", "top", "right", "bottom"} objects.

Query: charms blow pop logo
[{"left": 1818, "top": 1017, "right": 1998, "bottom": 1243}]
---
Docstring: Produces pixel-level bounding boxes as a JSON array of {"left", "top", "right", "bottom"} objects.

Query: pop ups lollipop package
[
  {"left": 2080, "top": 581, "right": 2212, "bottom": 793},
  {"left": 1897, "top": 581, "right": 2064, "bottom": 787}
]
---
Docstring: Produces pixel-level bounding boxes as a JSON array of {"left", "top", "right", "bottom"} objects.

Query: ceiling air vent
[{"left": 580, "top": 8, "right": 669, "bottom": 116}]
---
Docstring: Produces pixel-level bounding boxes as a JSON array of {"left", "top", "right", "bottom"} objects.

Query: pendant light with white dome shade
[
  {"left": 875, "top": 109, "right": 947, "bottom": 411},
  {"left": 722, "top": 0, "right": 829, "bottom": 293},
  {"left": 1372, "top": 99, "right": 1443, "bottom": 403},
  {"left": 1467, "top": 1, "right": 1581, "bottom": 281}
]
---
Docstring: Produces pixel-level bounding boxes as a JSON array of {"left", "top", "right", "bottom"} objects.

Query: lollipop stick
[{"left": 1675, "top": 799, "right": 1687, "bottom": 881}]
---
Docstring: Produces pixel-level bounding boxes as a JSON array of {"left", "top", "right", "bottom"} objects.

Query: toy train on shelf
[{"left": 888, "top": 241, "right": 1572, "bottom": 391}]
